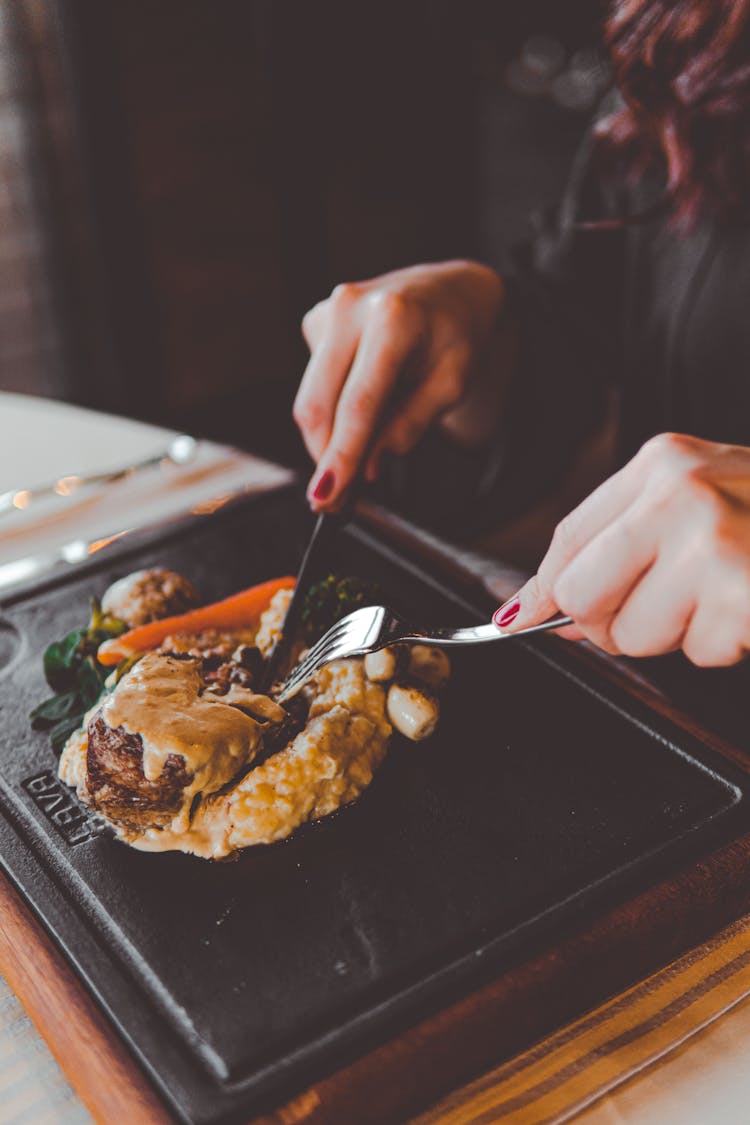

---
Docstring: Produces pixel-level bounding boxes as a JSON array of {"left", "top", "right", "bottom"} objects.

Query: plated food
[{"left": 30, "top": 568, "right": 450, "bottom": 858}]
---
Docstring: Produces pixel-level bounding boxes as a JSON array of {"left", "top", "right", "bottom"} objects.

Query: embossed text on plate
[{"left": 23, "top": 770, "right": 108, "bottom": 845}]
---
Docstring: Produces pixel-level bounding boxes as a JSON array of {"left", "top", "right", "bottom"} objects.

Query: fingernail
[
  {"left": 493, "top": 598, "right": 520, "bottom": 628},
  {"left": 311, "top": 469, "right": 335, "bottom": 502}
]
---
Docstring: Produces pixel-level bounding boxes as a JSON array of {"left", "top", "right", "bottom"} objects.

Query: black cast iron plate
[{"left": 0, "top": 486, "right": 749, "bottom": 1125}]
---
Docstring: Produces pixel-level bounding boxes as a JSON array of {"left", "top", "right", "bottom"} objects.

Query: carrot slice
[{"left": 97, "top": 575, "right": 295, "bottom": 666}]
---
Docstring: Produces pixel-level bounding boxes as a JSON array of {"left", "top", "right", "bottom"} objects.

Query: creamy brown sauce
[
  {"left": 101, "top": 652, "right": 263, "bottom": 788},
  {"left": 216, "top": 685, "right": 286, "bottom": 723}
]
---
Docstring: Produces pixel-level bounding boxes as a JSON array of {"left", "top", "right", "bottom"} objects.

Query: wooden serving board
[{"left": 4, "top": 490, "right": 750, "bottom": 1124}]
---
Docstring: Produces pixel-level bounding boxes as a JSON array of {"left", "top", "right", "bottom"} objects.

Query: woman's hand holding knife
[{"left": 294, "top": 260, "right": 509, "bottom": 512}]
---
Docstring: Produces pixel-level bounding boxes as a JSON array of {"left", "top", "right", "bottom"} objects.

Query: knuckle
[
  {"left": 301, "top": 301, "right": 325, "bottom": 338},
  {"left": 683, "top": 633, "right": 741, "bottom": 668},
  {"left": 292, "top": 394, "right": 325, "bottom": 434},
  {"left": 686, "top": 647, "right": 714, "bottom": 667},
  {"left": 291, "top": 393, "right": 306, "bottom": 426},
  {"left": 577, "top": 621, "right": 620, "bottom": 654},
  {"left": 609, "top": 618, "right": 633, "bottom": 655},
  {"left": 535, "top": 553, "right": 559, "bottom": 598},
  {"left": 640, "top": 431, "right": 697, "bottom": 464},
  {"left": 609, "top": 616, "right": 648, "bottom": 657},
  {"left": 550, "top": 572, "right": 573, "bottom": 611},
  {"left": 718, "top": 582, "right": 750, "bottom": 633},
  {"left": 685, "top": 645, "right": 723, "bottom": 669},
  {"left": 367, "top": 289, "right": 412, "bottom": 326},
  {"left": 330, "top": 281, "right": 360, "bottom": 309},
  {"left": 522, "top": 574, "right": 547, "bottom": 612},
  {"left": 550, "top": 515, "right": 579, "bottom": 558},
  {"left": 550, "top": 572, "right": 585, "bottom": 619},
  {"left": 645, "top": 463, "right": 716, "bottom": 517},
  {"left": 682, "top": 471, "right": 727, "bottom": 528}
]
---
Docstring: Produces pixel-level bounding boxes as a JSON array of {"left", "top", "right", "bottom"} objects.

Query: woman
[{"left": 293, "top": 0, "right": 750, "bottom": 669}]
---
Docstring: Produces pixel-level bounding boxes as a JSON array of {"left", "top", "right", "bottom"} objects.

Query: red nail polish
[
  {"left": 493, "top": 598, "right": 520, "bottom": 628},
  {"left": 312, "top": 470, "right": 335, "bottom": 501}
]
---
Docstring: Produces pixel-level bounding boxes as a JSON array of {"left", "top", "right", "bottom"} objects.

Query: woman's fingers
[
  {"left": 301, "top": 298, "right": 328, "bottom": 349},
  {"left": 491, "top": 431, "right": 750, "bottom": 665},
  {"left": 608, "top": 554, "right": 696, "bottom": 656},
  {"left": 308, "top": 295, "right": 421, "bottom": 509},
  {"left": 494, "top": 464, "right": 651, "bottom": 634},
  {"left": 295, "top": 262, "right": 508, "bottom": 510},
  {"left": 541, "top": 463, "right": 644, "bottom": 574},
  {"left": 546, "top": 507, "right": 658, "bottom": 650},
  {"left": 495, "top": 548, "right": 691, "bottom": 659},
  {"left": 294, "top": 326, "right": 359, "bottom": 464},
  {"left": 493, "top": 434, "right": 705, "bottom": 635},
  {"left": 364, "top": 348, "right": 468, "bottom": 481},
  {"left": 496, "top": 506, "right": 654, "bottom": 648},
  {"left": 682, "top": 578, "right": 750, "bottom": 667},
  {"left": 497, "top": 468, "right": 642, "bottom": 630}
]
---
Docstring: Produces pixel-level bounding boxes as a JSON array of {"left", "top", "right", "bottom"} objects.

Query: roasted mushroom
[
  {"left": 386, "top": 682, "right": 440, "bottom": 741},
  {"left": 364, "top": 645, "right": 405, "bottom": 682},
  {"left": 407, "top": 645, "right": 450, "bottom": 690}
]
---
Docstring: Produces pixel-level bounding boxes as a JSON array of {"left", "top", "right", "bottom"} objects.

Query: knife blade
[{"left": 260, "top": 510, "right": 341, "bottom": 691}]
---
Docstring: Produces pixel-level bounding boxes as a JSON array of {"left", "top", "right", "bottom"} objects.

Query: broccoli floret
[{"left": 301, "top": 574, "right": 379, "bottom": 643}]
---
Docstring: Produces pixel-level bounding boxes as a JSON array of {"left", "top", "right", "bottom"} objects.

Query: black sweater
[{"left": 388, "top": 122, "right": 750, "bottom": 538}]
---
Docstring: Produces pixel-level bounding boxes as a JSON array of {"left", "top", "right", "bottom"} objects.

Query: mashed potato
[
  {"left": 255, "top": 587, "right": 293, "bottom": 657},
  {"left": 134, "top": 661, "right": 391, "bottom": 857}
]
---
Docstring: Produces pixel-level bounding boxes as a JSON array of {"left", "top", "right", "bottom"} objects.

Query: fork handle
[{"left": 403, "top": 613, "right": 573, "bottom": 646}]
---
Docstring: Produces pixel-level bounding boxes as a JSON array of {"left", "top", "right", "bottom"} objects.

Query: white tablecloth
[{"left": 0, "top": 392, "right": 293, "bottom": 592}]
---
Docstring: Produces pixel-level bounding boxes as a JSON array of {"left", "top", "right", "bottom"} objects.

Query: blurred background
[{"left": 0, "top": 0, "right": 606, "bottom": 471}]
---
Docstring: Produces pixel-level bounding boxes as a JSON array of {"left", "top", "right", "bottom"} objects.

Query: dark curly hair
[{"left": 598, "top": 0, "right": 750, "bottom": 224}]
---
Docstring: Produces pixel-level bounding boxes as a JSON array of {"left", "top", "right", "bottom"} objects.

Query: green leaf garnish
[
  {"left": 30, "top": 596, "right": 129, "bottom": 754},
  {"left": 29, "top": 691, "right": 79, "bottom": 725},
  {"left": 43, "top": 630, "right": 85, "bottom": 692}
]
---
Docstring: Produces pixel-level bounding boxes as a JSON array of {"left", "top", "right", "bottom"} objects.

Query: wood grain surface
[{"left": 0, "top": 875, "right": 171, "bottom": 1125}]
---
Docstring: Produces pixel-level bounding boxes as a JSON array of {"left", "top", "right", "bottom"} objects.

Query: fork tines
[{"left": 275, "top": 616, "right": 363, "bottom": 704}]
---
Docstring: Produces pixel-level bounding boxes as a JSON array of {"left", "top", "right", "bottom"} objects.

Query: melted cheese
[{"left": 100, "top": 652, "right": 263, "bottom": 789}]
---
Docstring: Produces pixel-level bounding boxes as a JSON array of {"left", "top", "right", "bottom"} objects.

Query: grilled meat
[{"left": 86, "top": 714, "right": 192, "bottom": 831}]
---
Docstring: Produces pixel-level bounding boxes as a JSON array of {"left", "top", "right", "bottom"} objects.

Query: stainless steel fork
[{"left": 275, "top": 605, "right": 572, "bottom": 704}]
